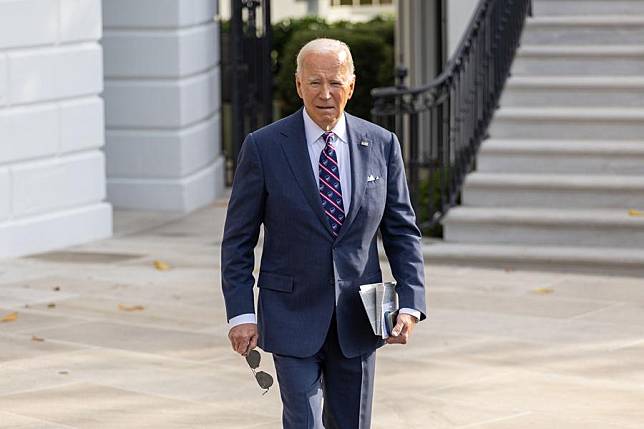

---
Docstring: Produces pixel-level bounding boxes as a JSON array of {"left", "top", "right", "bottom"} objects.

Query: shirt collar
[{"left": 302, "top": 107, "right": 348, "bottom": 146}]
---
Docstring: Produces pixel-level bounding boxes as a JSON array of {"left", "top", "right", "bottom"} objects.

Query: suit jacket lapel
[
  {"left": 336, "top": 113, "right": 371, "bottom": 242},
  {"left": 278, "top": 109, "right": 335, "bottom": 236}
]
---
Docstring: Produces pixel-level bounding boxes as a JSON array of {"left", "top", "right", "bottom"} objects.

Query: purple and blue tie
[{"left": 319, "top": 132, "right": 345, "bottom": 237}]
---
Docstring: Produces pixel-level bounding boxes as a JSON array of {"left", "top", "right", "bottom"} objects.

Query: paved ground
[{"left": 1, "top": 199, "right": 643, "bottom": 428}]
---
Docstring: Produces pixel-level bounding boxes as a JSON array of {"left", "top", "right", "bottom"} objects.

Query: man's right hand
[{"left": 228, "top": 323, "right": 258, "bottom": 356}]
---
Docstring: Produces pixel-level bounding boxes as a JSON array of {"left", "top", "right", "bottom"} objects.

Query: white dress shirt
[{"left": 228, "top": 108, "right": 420, "bottom": 329}]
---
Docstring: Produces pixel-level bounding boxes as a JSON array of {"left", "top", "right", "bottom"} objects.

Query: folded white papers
[{"left": 359, "top": 281, "right": 398, "bottom": 339}]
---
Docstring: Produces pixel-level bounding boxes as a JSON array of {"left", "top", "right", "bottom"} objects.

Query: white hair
[{"left": 295, "top": 38, "right": 355, "bottom": 80}]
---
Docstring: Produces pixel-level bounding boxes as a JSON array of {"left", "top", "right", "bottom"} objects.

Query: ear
[
  {"left": 347, "top": 75, "right": 356, "bottom": 100},
  {"left": 295, "top": 73, "right": 304, "bottom": 99}
]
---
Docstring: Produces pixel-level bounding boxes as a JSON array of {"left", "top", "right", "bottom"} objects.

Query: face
[{"left": 295, "top": 51, "right": 355, "bottom": 131}]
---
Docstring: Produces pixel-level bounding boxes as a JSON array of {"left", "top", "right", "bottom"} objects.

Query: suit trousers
[{"left": 272, "top": 315, "right": 377, "bottom": 429}]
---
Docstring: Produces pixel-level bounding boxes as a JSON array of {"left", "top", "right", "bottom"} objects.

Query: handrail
[
  {"left": 373, "top": 0, "right": 490, "bottom": 99},
  {"left": 371, "top": 0, "right": 533, "bottom": 235}
]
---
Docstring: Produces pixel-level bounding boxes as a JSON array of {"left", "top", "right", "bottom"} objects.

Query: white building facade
[
  {"left": 0, "top": 0, "right": 111, "bottom": 258},
  {"left": 220, "top": 0, "right": 394, "bottom": 23},
  {"left": 0, "top": 0, "right": 224, "bottom": 258}
]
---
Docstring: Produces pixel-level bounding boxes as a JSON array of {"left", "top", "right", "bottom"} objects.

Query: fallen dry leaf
[
  {"left": 53, "top": 286, "right": 61, "bottom": 291},
  {"left": 533, "top": 287, "right": 554, "bottom": 295},
  {"left": 628, "top": 209, "right": 643, "bottom": 217},
  {"left": 1, "top": 312, "right": 17, "bottom": 323},
  {"left": 154, "top": 260, "right": 171, "bottom": 271},
  {"left": 47, "top": 303, "right": 56, "bottom": 309},
  {"left": 118, "top": 304, "right": 145, "bottom": 312},
  {"left": 31, "top": 336, "right": 45, "bottom": 342}
]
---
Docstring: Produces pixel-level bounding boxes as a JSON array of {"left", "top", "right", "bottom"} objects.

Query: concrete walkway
[{"left": 0, "top": 199, "right": 643, "bottom": 428}]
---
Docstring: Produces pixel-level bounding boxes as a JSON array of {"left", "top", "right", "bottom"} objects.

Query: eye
[
  {"left": 309, "top": 81, "right": 320, "bottom": 86},
  {"left": 331, "top": 81, "right": 342, "bottom": 87}
]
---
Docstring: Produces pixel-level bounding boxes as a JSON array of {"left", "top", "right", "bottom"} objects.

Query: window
[{"left": 331, "top": 0, "right": 392, "bottom": 6}]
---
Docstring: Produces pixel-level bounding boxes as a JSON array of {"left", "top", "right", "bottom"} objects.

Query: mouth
[{"left": 316, "top": 106, "right": 335, "bottom": 111}]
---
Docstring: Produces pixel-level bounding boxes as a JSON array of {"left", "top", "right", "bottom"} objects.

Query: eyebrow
[{"left": 306, "top": 77, "right": 346, "bottom": 83}]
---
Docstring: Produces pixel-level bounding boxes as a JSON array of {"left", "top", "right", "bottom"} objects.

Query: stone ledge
[
  {"left": 103, "top": 22, "right": 218, "bottom": 78},
  {"left": 424, "top": 242, "right": 644, "bottom": 277},
  {"left": 104, "top": 68, "right": 219, "bottom": 129},
  {"left": 0, "top": 97, "right": 105, "bottom": 165},
  {"left": 105, "top": 114, "right": 220, "bottom": 179},
  {"left": 0, "top": 203, "right": 112, "bottom": 258},
  {"left": 102, "top": 0, "right": 217, "bottom": 29},
  {"left": 5, "top": 43, "right": 103, "bottom": 106},
  {"left": 107, "top": 156, "right": 225, "bottom": 212},
  {"left": 11, "top": 151, "right": 107, "bottom": 218}
]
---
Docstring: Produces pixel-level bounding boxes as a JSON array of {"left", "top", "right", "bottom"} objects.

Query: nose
[{"left": 319, "top": 83, "right": 331, "bottom": 100}]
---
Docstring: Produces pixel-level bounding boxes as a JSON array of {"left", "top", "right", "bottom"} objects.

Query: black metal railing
[
  {"left": 229, "top": 0, "right": 273, "bottom": 185},
  {"left": 371, "top": 0, "right": 532, "bottom": 234}
]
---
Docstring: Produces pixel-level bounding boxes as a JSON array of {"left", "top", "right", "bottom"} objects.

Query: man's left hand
[{"left": 385, "top": 313, "right": 418, "bottom": 345}]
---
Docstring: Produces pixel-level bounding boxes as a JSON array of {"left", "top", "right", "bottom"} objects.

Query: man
[{"left": 222, "top": 38, "right": 426, "bottom": 428}]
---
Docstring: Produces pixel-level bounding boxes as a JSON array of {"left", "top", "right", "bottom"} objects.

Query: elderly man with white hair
[{"left": 222, "top": 38, "right": 426, "bottom": 428}]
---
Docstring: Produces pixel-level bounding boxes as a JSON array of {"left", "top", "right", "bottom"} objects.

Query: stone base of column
[
  {"left": 0, "top": 203, "right": 112, "bottom": 259},
  {"left": 106, "top": 156, "right": 225, "bottom": 213}
]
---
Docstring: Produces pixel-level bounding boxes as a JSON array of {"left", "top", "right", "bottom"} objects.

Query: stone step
[
  {"left": 462, "top": 172, "right": 644, "bottom": 209},
  {"left": 443, "top": 207, "right": 644, "bottom": 248},
  {"left": 512, "top": 45, "right": 644, "bottom": 76},
  {"left": 489, "top": 107, "right": 644, "bottom": 140},
  {"left": 523, "top": 16, "right": 644, "bottom": 45},
  {"left": 533, "top": 0, "right": 644, "bottom": 16},
  {"left": 423, "top": 242, "right": 644, "bottom": 277},
  {"left": 477, "top": 139, "right": 644, "bottom": 175},
  {"left": 501, "top": 76, "right": 644, "bottom": 108}
]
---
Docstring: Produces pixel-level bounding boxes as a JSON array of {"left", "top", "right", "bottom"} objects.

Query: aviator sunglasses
[{"left": 245, "top": 349, "right": 274, "bottom": 394}]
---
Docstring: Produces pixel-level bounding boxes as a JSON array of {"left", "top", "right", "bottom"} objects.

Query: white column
[
  {"left": 395, "top": 0, "right": 442, "bottom": 161},
  {"left": 396, "top": 0, "right": 442, "bottom": 87},
  {"left": 102, "top": 0, "right": 225, "bottom": 212},
  {"left": 448, "top": 0, "right": 480, "bottom": 57},
  {"left": 0, "top": 0, "right": 112, "bottom": 258}
]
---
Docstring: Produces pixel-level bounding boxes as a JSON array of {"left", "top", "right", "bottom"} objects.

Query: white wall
[
  {"left": 0, "top": 0, "right": 112, "bottom": 258},
  {"left": 102, "top": 0, "right": 225, "bottom": 212},
  {"left": 448, "top": 0, "right": 480, "bottom": 57}
]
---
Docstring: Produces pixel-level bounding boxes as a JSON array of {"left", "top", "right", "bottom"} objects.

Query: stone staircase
[{"left": 425, "top": 0, "right": 644, "bottom": 276}]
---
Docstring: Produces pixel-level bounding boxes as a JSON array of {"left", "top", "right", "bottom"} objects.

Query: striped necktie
[{"left": 319, "top": 132, "right": 345, "bottom": 237}]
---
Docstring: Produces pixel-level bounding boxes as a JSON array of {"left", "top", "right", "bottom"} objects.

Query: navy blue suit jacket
[{"left": 221, "top": 109, "right": 426, "bottom": 359}]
